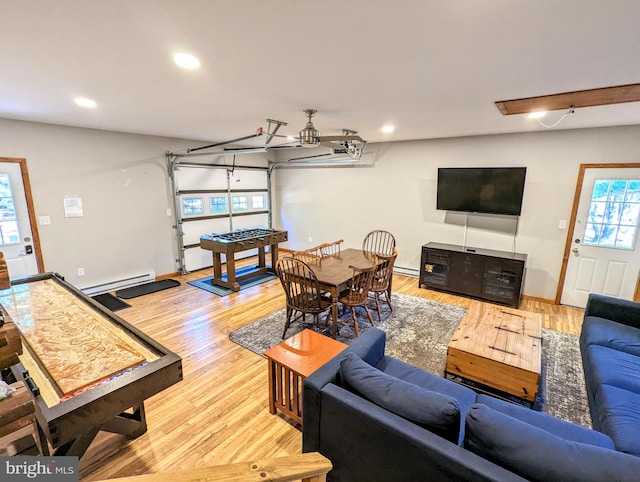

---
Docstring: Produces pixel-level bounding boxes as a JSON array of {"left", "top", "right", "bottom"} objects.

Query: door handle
[{"left": 572, "top": 247, "right": 579, "bottom": 255}]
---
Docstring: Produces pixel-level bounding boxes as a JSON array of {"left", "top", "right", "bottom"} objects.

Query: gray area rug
[{"left": 230, "top": 293, "right": 590, "bottom": 427}]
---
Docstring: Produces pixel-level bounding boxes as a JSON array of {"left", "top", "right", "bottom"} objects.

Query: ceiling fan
[
  {"left": 269, "top": 109, "right": 367, "bottom": 161},
  {"left": 188, "top": 109, "right": 366, "bottom": 161}
]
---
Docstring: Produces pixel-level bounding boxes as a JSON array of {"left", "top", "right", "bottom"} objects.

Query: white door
[
  {"left": 0, "top": 161, "right": 39, "bottom": 279},
  {"left": 561, "top": 168, "right": 640, "bottom": 308}
]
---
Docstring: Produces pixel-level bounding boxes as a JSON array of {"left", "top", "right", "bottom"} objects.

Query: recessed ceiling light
[
  {"left": 528, "top": 111, "right": 547, "bottom": 119},
  {"left": 74, "top": 97, "right": 96, "bottom": 108},
  {"left": 173, "top": 52, "right": 200, "bottom": 70},
  {"left": 382, "top": 125, "right": 395, "bottom": 133}
]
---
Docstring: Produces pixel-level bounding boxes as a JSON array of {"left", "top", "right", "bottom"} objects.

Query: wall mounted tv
[{"left": 436, "top": 167, "right": 527, "bottom": 216}]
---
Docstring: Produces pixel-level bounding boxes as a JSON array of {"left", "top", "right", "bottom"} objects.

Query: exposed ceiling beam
[{"left": 495, "top": 83, "right": 640, "bottom": 115}]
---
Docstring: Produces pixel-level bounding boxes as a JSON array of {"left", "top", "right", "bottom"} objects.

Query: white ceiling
[{"left": 1, "top": 0, "right": 639, "bottom": 148}]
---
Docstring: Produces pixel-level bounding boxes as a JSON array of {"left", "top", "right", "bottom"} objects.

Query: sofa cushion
[
  {"left": 374, "top": 355, "right": 477, "bottom": 444},
  {"left": 583, "top": 344, "right": 640, "bottom": 396},
  {"left": 581, "top": 315, "right": 640, "bottom": 357},
  {"left": 593, "top": 384, "right": 640, "bottom": 457},
  {"left": 475, "top": 394, "right": 614, "bottom": 449},
  {"left": 339, "top": 352, "right": 461, "bottom": 443},
  {"left": 465, "top": 404, "right": 640, "bottom": 482}
]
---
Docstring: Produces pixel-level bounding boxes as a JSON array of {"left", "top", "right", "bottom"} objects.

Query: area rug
[
  {"left": 229, "top": 293, "right": 591, "bottom": 427},
  {"left": 188, "top": 265, "right": 277, "bottom": 296},
  {"left": 115, "top": 279, "right": 180, "bottom": 299}
]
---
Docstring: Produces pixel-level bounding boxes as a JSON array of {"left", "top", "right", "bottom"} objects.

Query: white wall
[
  {"left": 3, "top": 117, "right": 640, "bottom": 300},
  {"left": 273, "top": 125, "right": 640, "bottom": 300},
  {"left": 0, "top": 118, "right": 267, "bottom": 289}
]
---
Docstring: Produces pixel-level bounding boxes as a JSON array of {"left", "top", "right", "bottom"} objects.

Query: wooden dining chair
[
  {"left": 275, "top": 256, "right": 332, "bottom": 338},
  {"left": 320, "top": 239, "right": 344, "bottom": 257},
  {"left": 369, "top": 247, "right": 398, "bottom": 320},
  {"left": 338, "top": 256, "right": 378, "bottom": 337},
  {"left": 362, "top": 230, "right": 396, "bottom": 256},
  {"left": 292, "top": 246, "right": 321, "bottom": 265}
]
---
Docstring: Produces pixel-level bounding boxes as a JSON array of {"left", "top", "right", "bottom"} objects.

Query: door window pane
[
  {"left": 252, "top": 195, "right": 266, "bottom": 209},
  {"left": 583, "top": 179, "right": 640, "bottom": 250},
  {"left": 232, "top": 196, "right": 248, "bottom": 211},
  {"left": 182, "top": 197, "right": 204, "bottom": 215},
  {"left": 209, "top": 196, "right": 228, "bottom": 213},
  {"left": 0, "top": 174, "right": 20, "bottom": 245}
]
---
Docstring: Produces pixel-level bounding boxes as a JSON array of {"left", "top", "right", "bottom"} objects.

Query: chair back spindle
[
  {"left": 320, "top": 239, "right": 344, "bottom": 257},
  {"left": 362, "top": 230, "right": 396, "bottom": 256}
]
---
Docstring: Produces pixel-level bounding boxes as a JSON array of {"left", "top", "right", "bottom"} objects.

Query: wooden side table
[{"left": 264, "top": 329, "right": 347, "bottom": 424}]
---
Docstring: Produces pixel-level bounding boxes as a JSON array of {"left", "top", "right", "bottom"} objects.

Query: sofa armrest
[
  {"left": 584, "top": 293, "right": 640, "bottom": 330},
  {"left": 316, "top": 384, "right": 526, "bottom": 482},
  {"left": 302, "top": 328, "right": 387, "bottom": 452}
]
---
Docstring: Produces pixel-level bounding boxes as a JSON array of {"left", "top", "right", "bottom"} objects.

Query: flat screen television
[{"left": 436, "top": 167, "right": 527, "bottom": 216}]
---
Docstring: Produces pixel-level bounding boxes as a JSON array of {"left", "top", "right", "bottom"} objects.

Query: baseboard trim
[{"left": 521, "top": 294, "right": 557, "bottom": 305}]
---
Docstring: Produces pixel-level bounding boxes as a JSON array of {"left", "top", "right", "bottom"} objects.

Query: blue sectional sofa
[
  {"left": 303, "top": 327, "right": 640, "bottom": 481},
  {"left": 580, "top": 293, "right": 640, "bottom": 458}
]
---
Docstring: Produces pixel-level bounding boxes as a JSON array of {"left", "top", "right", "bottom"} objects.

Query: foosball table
[
  {"left": 199, "top": 228, "right": 288, "bottom": 291},
  {"left": 0, "top": 272, "right": 183, "bottom": 458}
]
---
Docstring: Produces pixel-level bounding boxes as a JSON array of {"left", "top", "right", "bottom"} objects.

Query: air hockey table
[
  {"left": 199, "top": 228, "right": 288, "bottom": 291},
  {"left": 0, "top": 272, "right": 183, "bottom": 458}
]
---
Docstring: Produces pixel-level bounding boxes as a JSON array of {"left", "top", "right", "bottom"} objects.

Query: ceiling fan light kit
[{"left": 299, "top": 109, "right": 320, "bottom": 147}]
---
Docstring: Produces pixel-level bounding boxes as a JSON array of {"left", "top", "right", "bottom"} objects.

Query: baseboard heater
[
  {"left": 82, "top": 271, "right": 156, "bottom": 296},
  {"left": 394, "top": 265, "right": 419, "bottom": 278}
]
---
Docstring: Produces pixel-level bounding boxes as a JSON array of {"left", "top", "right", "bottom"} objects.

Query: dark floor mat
[
  {"left": 91, "top": 293, "right": 131, "bottom": 311},
  {"left": 115, "top": 279, "right": 180, "bottom": 299}
]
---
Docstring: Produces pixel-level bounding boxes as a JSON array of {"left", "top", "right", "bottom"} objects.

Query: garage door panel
[
  {"left": 182, "top": 218, "right": 230, "bottom": 246},
  {"left": 179, "top": 167, "right": 228, "bottom": 190},
  {"left": 233, "top": 213, "right": 269, "bottom": 230},
  {"left": 184, "top": 248, "right": 216, "bottom": 272}
]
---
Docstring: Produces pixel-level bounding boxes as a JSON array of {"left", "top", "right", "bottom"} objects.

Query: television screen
[{"left": 436, "top": 167, "right": 527, "bottom": 216}]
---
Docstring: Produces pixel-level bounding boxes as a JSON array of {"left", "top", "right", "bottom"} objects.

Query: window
[
  {"left": 232, "top": 196, "right": 248, "bottom": 211},
  {"left": 0, "top": 173, "right": 20, "bottom": 245},
  {"left": 182, "top": 197, "right": 204, "bottom": 215},
  {"left": 252, "top": 195, "right": 266, "bottom": 209},
  {"left": 209, "top": 196, "right": 228, "bottom": 213},
  {"left": 583, "top": 179, "right": 640, "bottom": 249}
]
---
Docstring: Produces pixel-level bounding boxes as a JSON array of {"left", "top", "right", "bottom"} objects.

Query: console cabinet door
[
  {"left": 420, "top": 248, "right": 450, "bottom": 288},
  {"left": 482, "top": 259, "right": 524, "bottom": 306},
  {"left": 448, "top": 253, "right": 484, "bottom": 297}
]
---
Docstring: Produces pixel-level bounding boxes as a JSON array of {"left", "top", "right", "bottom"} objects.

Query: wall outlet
[
  {"left": 166, "top": 208, "right": 172, "bottom": 216},
  {"left": 39, "top": 215, "right": 51, "bottom": 225},
  {"left": 308, "top": 236, "right": 313, "bottom": 243},
  {"left": 77, "top": 267, "right": 85, "bottom": 276}
]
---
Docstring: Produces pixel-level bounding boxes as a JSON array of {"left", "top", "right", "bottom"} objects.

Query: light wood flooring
[{"left": 78, "top": 259, "right": 584, "bottom": 481}]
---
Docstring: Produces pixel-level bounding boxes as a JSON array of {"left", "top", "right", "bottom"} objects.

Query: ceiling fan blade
[
  {"left": 268, "top": 144, "right": 303, "bottom": 150},
  {"left": 319, "top": 141, "right": 343, "bottom": 150},
  {"left": 317, "top": 135, "right": 364, "bottom": 143}
]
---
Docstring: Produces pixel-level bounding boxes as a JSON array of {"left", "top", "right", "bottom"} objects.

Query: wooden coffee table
[
  {"left": 445, "top": 302, "right": 542, "bottom": 404},
  {"left": 264, "top": 329, "right": 347, "bottom": 424}
]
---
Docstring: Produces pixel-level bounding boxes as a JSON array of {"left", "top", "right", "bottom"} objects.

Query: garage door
[{"left": 173, "top": 163, "right": 270, "bottom": 273}]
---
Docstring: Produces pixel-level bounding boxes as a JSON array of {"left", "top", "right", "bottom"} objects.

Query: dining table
[{"left": 306, "top": 248, "right": 379, "bottom": 338}]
